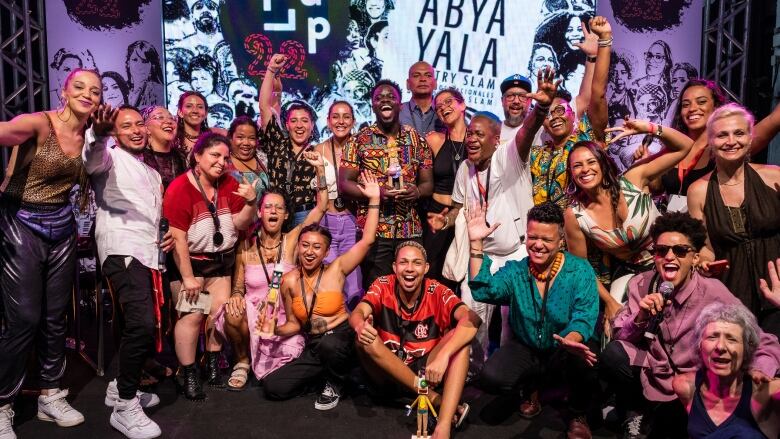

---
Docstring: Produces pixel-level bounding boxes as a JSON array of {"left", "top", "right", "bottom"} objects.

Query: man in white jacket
[{"left": 83, "top": 105, "right": 172, "bottom": 439}]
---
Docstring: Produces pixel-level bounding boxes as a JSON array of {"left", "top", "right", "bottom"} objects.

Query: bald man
[{"left": 399, "top": 61, "right": 443, "bottom": 135}]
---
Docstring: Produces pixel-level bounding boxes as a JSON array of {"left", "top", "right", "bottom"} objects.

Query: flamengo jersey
[{"left": 362, "top": 275, "right": 464, "bottom": 365}]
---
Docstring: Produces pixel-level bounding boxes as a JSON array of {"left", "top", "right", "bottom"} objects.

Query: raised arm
[
  {"left": 609, "top": 120, "right": 693, "bottom": 188},
  {"left": 586, "top": 16, "right": 613, "bottom": 141},
  {"left": 573, "top": 20, "right": 598, "bottom": 119},
  {"left": 0, "top": 112, "right": 45, "bottom": 147},
  {"left": 751, "top": 103, "right": 780, "bottom": 155},
  {"left": 82, "top": 105, "right": 119, "bottom": 175},
  {"left": 515, "top": 67, "right": 560, "bottom": 162},
  {"left": 286, "top": 151, "right": 328, "bottom": 242},
  {"left": 333, "top": 171, "right": 380, "bottom": 275},
  {"left": 231, "top": 176, "right": 259, "bottom": 231},
  {"left": 259, "top": 54, "right": 287, "bottom": 129}
]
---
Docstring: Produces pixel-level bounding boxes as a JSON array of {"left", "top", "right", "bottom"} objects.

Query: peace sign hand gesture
[{"left": 605, "top": 119, "right": 655, "bottom": 143}]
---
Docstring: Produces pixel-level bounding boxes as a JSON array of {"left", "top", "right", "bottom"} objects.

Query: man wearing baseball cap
[{"left": 499, "top": 74, "right": 544, "bottom": 146}]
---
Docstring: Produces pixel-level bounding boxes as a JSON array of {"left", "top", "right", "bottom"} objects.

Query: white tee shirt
[
  {"left": 451, "top": 138, "right": 533, "bottom": 257},
  {"left": 500, "top": 121, "right": 546, "bottom": 147}
]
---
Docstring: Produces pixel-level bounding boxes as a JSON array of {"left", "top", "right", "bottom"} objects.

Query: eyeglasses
[
  {"left": 644, "top": 52, "right": 665, "bottom": 61},
  {"left": 546, "top": 105, "right": 568, "bottom": 119},
  {"left": 652, "top": 244, "right": 693, "bottom": 258},
  {"left": 436, "top": 97, "right": 457, "bottom": 108},
  {"left": 149, "top": 115, "right": 175, "bottom": 123},
  {"left": 262, "top": 203, "right": 286, "bottom": 211},
  {"left": 503, "top": 92, "right": 528, "bottom": 101}
]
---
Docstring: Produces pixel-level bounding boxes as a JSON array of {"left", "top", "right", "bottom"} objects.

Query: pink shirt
[{"left": 613, "top": 271, "right": 780, "bottom": 402}]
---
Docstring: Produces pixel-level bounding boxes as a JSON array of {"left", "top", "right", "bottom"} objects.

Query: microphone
[
  {"left": 158, "top": 218, "right": 169, "bottom": 270},
  {"left": 641, "top": 134, "right": 654, "bottom": 150},
  {"left": 643, "top": 281, "right": 674, "bottom": 341}
]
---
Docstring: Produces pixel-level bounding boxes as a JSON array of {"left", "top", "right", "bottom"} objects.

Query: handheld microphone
[
  {"left": 641, "top": 134, "right": 654, "bottom": 149},
  {"left": 643, "top": 281, "right": 674, "bottom": 341},
  {"left": 158, "top": 218, "right": 169, "bottom": 270}
]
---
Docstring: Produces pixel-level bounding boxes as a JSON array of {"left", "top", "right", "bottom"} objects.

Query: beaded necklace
[{"left": 529, "top": 252, "right": 564, "bottom": 281}]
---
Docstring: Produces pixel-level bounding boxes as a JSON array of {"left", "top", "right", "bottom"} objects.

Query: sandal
[
  {"left": 454, "top": 402, "right": 470, "bottom": 429},
  {"left": 227, "top": 362, "right": 251, "bottom": 392}
]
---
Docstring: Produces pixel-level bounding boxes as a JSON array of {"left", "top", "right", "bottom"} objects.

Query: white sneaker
[
  {"left": 0, "top": 404, "right": 16, "bottom": 439},
  {"left": 110, "top": 397, "right": 161, "bottom": 439},
  {"left": 105, "top": 380, "right": 160, "bottom": 408},
  {"left": 37, "top": 389, "right": 85, "bottom": 427}
]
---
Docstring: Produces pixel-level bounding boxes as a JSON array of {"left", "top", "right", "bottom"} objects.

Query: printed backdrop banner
[
  {"left": 45, "top": 0, "right": 165, "bottom": 274},
  {"left": 45, "top": 0, "right": 165, "bottom": 111},
  {"left": 164, "top": 0, "right": 599, "bottom": 134},
  {"left": 597, "top": 0, "right": 703, "bottom": 172}
]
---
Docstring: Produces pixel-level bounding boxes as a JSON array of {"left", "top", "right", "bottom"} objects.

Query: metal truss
[
  {"left": 0, "top": 0, "right": 47, "bottom": 171},
  {"left": 701, "top": 0, "right": 751, "bottom": 103}
]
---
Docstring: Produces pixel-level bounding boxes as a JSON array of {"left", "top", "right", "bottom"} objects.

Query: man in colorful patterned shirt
[
  {"left": 529, "top": 16, "right": 612, "bottom": 209},
  {"left": 340, "top": 79, "right": 433, "bottom": 286}
]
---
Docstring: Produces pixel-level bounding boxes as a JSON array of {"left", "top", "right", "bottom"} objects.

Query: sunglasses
[{"left": 653, "top": 244, "right": 693, "bottom": 258}]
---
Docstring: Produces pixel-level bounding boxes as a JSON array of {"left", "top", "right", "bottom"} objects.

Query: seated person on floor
[
  {"left": 467, "top": 201, "right": 600, "bottom": 439},
  {"left": 602, "top": 212, "right": 780, "bottom": 438},
  {"left": 674, "top": 302, "right": 780, "bottom": 439},
  {"left": 350, "top": 241, "right": 480, "bottom": 439},
  {"left": 261, "top": 171, "right": 381, "bottom": 411}
]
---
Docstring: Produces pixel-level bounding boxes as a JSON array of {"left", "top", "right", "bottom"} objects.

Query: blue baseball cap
[{"left": 500, "top": 74, "right": 532, "bottom": 94}]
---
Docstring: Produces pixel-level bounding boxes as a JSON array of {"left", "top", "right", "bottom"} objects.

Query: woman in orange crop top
[{"left": 261, "top": 171, "right": 380, "bottom": 410}]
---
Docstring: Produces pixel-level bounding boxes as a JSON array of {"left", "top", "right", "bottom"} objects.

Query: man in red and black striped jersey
[{"left": 350, "top": 241, "right": 480, "bottom": 438}]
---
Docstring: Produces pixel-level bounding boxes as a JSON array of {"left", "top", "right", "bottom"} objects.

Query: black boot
[
  {"left": 176, "top": 363, "right": 206, "bottom": 400},
  {"left": 203, "top": 351, "right": 224, "bottom": 387}
]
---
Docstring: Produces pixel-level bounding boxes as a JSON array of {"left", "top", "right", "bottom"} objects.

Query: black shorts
[{"left": 169, "top": 250, "right": 235, "bottom": 280}]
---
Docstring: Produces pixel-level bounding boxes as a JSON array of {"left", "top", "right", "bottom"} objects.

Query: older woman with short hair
[{"left": 673, "top": 302, "right": 780, "bottom": 439}]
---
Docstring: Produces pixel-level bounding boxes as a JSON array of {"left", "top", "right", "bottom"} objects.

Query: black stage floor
[{"left": 10, "top": 352, "right": 622, "bottom": 439}]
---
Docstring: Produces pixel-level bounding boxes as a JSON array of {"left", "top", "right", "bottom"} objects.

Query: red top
[
  {"left": 163, "top": 173, "right": 245, "bottom": 253},
  {"left": 362, "top": 275, "right": 463, "bottom": 364}
]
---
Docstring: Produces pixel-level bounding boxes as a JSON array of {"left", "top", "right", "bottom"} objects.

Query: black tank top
[
  {"left": 432, "top": 132, "right": 464, "bottom": 195},
  {"left": 688, "top": 369, "right": 765, "bottom": 439},
  {"left": 660, "top": 161, "right": 714, "bottom": 196}
]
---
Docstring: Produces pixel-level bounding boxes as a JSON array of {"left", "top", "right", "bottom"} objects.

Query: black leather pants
[{"left": 0, "top": 207, "right": 76, "bottom": 404}]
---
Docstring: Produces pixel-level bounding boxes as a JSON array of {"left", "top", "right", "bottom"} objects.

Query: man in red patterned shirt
[
  {"left": 339, "top": 79, "right": 434, "bottom": 288},
  {"left": 350, "top": 241, "right": 480, "bottom": 439}
]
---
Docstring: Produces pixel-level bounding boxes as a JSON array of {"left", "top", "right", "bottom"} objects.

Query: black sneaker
[{"left": 314, "top": 381, "right": 341, "bottom": 411}]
